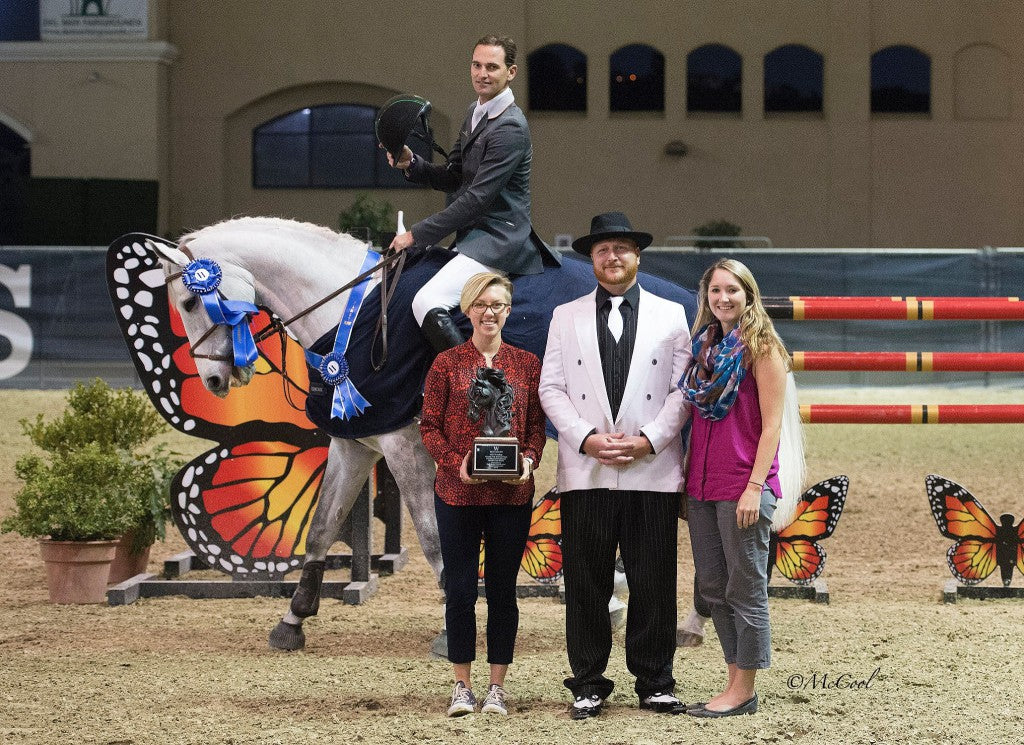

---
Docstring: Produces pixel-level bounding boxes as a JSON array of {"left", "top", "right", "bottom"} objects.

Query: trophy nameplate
[{"left": 470, "top": 436, "right": 521, "bottom": 480}]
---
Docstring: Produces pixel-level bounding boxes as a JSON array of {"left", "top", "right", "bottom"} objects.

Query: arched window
[
  {"left": 871, "top": 45, "right": 931, "bottom": 114},
  {"left": 764, "top": 44, "right": 823, "bottom": 113},
  {"left": 528, "top": 43, "right": 587, "bottom": 112},
  {"left": 0, "top": 123, "right": 30, "bottom": 244},
  {"left": 252, "top": 103, "right": 431, "bottom": 189},
  {"left": 609, "top": 44, "right": 665, "bottom": 112},
  {"left": 687, "top": 44, "right": 742, "bottom": 113}
]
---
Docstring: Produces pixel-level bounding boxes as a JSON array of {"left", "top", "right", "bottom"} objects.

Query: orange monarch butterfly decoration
[
  {"left": 107, "top": 234, "right": 328, "bottom": 576},
  {"left": 927, "top": 474, "right": 1024, "bottom": 587},
  {"left": 478, "top": 489, "right": 563, "bottom": 584},
  {"left": 768, "top": 476, "right": 848, "bottom": 585}
]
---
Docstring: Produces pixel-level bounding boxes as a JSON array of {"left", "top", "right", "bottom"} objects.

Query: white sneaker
[
  {"left": 447, "top": 681, "right": 476, "bottom": 717},
  {"left": 481, "top": 684, "right": 508, "bottom": 715}
]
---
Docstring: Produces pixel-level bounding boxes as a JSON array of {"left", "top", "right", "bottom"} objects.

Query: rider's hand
[
  {"left": 389, "top": 231, "right": 415, "bottom": 253},
  {"left": 384, "top": 145, "right": 414, "bottom": 170}
]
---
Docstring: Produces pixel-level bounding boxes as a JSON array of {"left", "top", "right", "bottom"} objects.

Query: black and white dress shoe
[
  {"left": 686, "top": 693, "right": 758, "bottom": 717},
  {"left": 570, "top": 694, "right": 603, "bottom": 720},
  {"left": 639, "top": 692, "right": 688, "bottom": 714}
]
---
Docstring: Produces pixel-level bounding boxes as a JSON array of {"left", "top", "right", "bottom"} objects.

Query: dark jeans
[{"left": 434, "top": 494, "right": 532, "bottom": 665}]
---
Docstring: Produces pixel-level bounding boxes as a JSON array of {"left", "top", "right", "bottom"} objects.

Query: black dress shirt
[{"left": 596, "top": 282, "right": 640, "bottom": 420}]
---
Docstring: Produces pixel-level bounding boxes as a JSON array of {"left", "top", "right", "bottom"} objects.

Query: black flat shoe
[{"left": 686, "top": 694, "right": 757, "bottom": 718}]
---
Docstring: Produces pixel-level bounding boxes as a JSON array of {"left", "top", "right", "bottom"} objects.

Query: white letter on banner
[{"left": 0, "top": 264, "right": 33, "bottom": 380}]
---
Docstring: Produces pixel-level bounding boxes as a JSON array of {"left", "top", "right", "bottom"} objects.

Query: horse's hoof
[
  {"left": 429, "top": 630, "right": 448, "bottom": 660},
  {"left": 290, "top": 560, "right": 325, "bottom": 618},
  {"left": 269, "top": 620, "right": 305, "bottom": 651}
]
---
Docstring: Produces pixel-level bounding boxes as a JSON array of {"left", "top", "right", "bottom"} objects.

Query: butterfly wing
[
  {"left": 108, "top": 234, "right": 316, "bottom": 438},
  {"left": 476, "top": 488, "right": 564, "bottom": 584},
  {"left": 175, "top": 439, "right": 328, "bottom": 575},
  {"left": 107, "top": 234, "right": 329, "bottom": 575},
  {"left": 773, "top": 538, "right": 826, "bottom": 586},
  {"left": 772, "top": 475, "right": 848, "bottom": 585},
  {"left": 925, "top": 474, "right": 999, "bottom": 584},
  {"left": 1017, "top": 518, "right": 1024, "bottom": 578},
  {"left": 520, "top": 489, "right": 563, "bottom": 584}
]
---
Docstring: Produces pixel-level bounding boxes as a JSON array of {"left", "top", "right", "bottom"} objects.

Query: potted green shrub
[
  {"left": 1, "top": 379, "right": 180, "bottom": 602},
  {"left": 339, "top": 192, "right": 397, "bottom": 248}
]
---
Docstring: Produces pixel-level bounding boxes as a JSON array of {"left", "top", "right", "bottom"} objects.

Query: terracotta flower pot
[
  {"left": 108, "top": 532, "right": 153, "bottom": 584},
  {"left": 38, "top": 539, "right": 118, "bottom": 604}
]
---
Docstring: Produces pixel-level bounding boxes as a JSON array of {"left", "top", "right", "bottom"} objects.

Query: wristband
[{"left": 748, "top": 480, "right": 764, "bottom": 489}]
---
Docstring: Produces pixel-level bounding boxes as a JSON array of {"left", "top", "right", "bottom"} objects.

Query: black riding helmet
[{"left": 375, "top": 94, "right": 447, "bottom": 163}]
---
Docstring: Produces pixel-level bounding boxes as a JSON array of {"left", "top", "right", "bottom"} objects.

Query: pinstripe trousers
[{"left": 561, "top": 488, "right": 680, "bottom": 699}]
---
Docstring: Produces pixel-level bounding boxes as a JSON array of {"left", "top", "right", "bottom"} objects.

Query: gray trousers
[{"left": 687, "top": 490, "right": 775, "bottom": 670}]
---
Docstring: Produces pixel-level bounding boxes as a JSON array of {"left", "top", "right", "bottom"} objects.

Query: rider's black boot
[{"left": 421, "top": 307, "right": 465, "bottom": 352}]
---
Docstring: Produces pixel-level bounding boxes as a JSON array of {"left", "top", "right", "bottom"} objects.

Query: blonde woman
[
  {"left": 419, "top": 272, "right": 546, "bottom": 717},
  {"left": 678, "top": 259, "right": 788, "bottom": 717}
]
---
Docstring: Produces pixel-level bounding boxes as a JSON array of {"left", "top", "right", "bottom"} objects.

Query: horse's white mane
[{"left": 180, "top": 216, "right": 363, "bottom": 247}]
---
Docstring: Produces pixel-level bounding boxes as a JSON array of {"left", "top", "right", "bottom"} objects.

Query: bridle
[
  {"left": 157, "top": 239, "right": 408, "bottom": 406},
  {"left": 161, "top": 242, "right": 256, "bottom": 364}
]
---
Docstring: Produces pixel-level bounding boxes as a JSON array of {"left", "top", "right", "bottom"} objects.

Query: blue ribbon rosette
[
  {"left": 304, "top": 250, "right": 379, "bottom": 421},
  {"left": 181, "top": 258, "right": 259, "bottom": 367}
]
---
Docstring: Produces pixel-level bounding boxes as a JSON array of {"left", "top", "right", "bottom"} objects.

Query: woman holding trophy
[{"left": 419, "top": 272, "right": 546, "bottom": 717}]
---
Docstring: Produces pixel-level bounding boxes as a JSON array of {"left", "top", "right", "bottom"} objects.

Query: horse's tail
[{"left": 772, "top": 370, "right": 806, "bottom": 531}]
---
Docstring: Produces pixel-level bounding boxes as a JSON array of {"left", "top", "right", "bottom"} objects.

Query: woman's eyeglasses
[{"left": 469, "top": 301, "right": 509, "bottom": 314}]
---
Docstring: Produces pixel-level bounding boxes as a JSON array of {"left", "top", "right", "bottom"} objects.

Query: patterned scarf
[{"left": 679, "top": 323, "right": 748, "bottom": 421}]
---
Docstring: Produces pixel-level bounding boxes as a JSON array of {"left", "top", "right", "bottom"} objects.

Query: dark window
[
  {"left": 0, "top": 0, "right": 40, "bottom": 41},
  {"left": 764, "top": 44, "right": 823, "bottom": 113},
  {"left": 609, "top": 44, "right": 665, "bottom": 112},
  {"left": 0, "top": 124, "right": 30, "bottom": 244},
  {"left": 871, "top": 45, "right": 931, "bottom": 113},
  {"left": 528, "top": 43, "right": 587, "bottom": 112},
  {"left": 252, "top": 104, "right": 431, "bottom": 189},
  {"left": 688, "top": 44, "right": 742, "bottom": 113}
]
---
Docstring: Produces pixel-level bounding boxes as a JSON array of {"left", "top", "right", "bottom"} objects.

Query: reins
[{"left": 160, "top": 238, "right": 408, "bottom": 407}]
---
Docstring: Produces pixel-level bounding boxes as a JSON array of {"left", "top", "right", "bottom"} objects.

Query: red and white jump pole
[
  {"left": 764, "top": 296, "right": 1024, "bottom": 321},
  {"left": 771, "top": 295, "right": 1023, "bottom": 424}
]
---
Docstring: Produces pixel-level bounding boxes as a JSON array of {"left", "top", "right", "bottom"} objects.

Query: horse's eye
[{"left": 183, "top": 296, "right": 198, "bottom": 313}]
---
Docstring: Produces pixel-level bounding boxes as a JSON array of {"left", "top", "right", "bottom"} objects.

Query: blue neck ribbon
[
  {"left": 304, "top": 249, "right": 380, "bottom": 420},
  {"left": 198, "top": 292, "right": 260, "bottom": 367},
  {"left": 181, "top": 258, "right": 259, "bottom": 368}
]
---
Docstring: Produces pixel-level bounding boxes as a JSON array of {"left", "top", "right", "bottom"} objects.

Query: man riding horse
[{"left": 378, "top": 34, "right": 560, "bottom": 352}]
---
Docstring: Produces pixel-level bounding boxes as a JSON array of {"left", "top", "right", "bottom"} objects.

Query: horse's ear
[{"left": 145, "top": 239, "right": 189, "bottom": 266}]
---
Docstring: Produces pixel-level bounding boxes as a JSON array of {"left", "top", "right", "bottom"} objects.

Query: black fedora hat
[{"left": 571, "top": 212, "right": 653, "bottom": 256}]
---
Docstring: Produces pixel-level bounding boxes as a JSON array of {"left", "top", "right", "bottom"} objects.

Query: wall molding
[{"left": 0, "top": 41, "right": 178, "bottom": 64}]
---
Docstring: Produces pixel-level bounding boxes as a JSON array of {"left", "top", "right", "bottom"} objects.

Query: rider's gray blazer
[{"left": 405, "top": 100, "right": 560, "bottom": 276}]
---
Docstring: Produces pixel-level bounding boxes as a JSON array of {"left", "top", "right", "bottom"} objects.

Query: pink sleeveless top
[{"left": 686, "top": 372, "right": 781, "bottom": 502}]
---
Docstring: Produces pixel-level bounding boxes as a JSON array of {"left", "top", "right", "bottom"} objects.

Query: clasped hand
[{"left": 582, "top": 432, "right": 652, "bottom": 467}]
